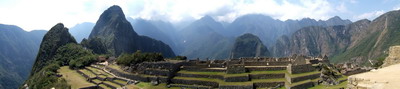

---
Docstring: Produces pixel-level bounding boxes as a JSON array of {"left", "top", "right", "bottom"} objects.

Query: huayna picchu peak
[{"left": 88, "top": 5, "right": 175, "bottom": 57}]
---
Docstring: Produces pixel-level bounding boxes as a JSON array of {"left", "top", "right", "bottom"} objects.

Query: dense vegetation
[
  {"left": 25, "top": 43, "right": 97, "bottom": 89},
  {"left": 116, "top": 51, "right": 164, "bottom": 66},
  {"left": 81, "top": 38, "right": 108, "bottom": 54},
  {"left": 53, "top": 43, "right": 97, "bottom": 69},
  {"left": 31, "top": 23, "right": 77, "bottom": 75},
  {"left": 231, "top": 33, "right": 270, "bottom": 58},
  {"left": 25, "top": 64, "right": 70, "bottom": 89}
]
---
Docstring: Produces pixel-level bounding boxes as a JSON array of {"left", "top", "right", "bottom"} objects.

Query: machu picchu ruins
[{"left": 60, "top": 54, "right": 349, "bottom": 89}]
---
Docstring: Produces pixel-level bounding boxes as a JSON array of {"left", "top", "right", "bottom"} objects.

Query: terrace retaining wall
[
  {"left": 286, "top": 81, "right": 314, "bottom": 89},
  {"left": 249, "top": 74, "right": 285, "bottom": 79},
  {"left": 287, "top": 64, "right": 315, "bottom": 74},
  {"left": 218, "top": 85, "right": 253, "bottom": 89},
  {"left": 176, "top": 73, "right": 224, "bottom": 80},
  {"left": 286, "top": 73, "right": 319, "bottom": 84},
  {"left": 169, "top": 84, "right": 212, "bottom": 89},
  {"left": 224, "top": 75, "right": 249, "bottom": 82},
  {"left": 253, "top": 82, "right": 284, "bottom": 88},
  {"left": 171, "top": 79, "right": 219, "bottom": 88},
  {"left": 246, "top": 67, "right": 286, "bottom": 71}
]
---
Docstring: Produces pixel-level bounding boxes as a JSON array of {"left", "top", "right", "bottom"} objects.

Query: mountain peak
[
  {"left": 199, "top": 15, "right": 215, "bottom": 22},
  {"left": 101, "top": 5, "right": 125, "bottom": 21},
  {"left": 231, "top": 33, "right": 270, "bottom": 58},
  {"left": 327, "top": 16, "right": 343, "bottom": 21}
]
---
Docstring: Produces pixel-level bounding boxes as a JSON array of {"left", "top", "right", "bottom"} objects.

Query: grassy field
[
  {"left": 58, "top": 66, "right": 95, "bottom": 89},
  {"left": 86, "top": 67, "right": 113, "bottom": 77},
  {"left": 79, "top": 69, "right": 97, "bottom": 78}
]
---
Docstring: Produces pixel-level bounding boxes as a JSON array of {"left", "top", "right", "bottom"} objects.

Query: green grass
[
  {"left": 99, "top": 84, "right": 111, "bottom": 89},
  {"left": 114, "top": 79, "right": 127, "bottom": 85},
  {"left": 107, "top": 64, "right": 167, "bottom": 78},
  {"left": 86, "top": 67, "right": 113, "bottom": 77},
  {"left": 58, "top": 66, "right": 95, "bottom": 89},
  {"left": 79, "top": 69, "right": 96, "bottom": 78},
  {"left": 290, "top": 79, "right": 312, "bottom": 86},
  {"left": 103, "top": 81, "right": 121, "bottom": 88},
  {"left": 92, "top": 79, "right": 102, "bottom": 84}
]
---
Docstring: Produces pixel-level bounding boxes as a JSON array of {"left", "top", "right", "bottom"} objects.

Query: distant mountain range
[{"left": 0, "top": 24, "right": 46, "bottom": 89}]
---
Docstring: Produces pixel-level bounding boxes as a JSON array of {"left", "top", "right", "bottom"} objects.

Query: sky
[{"left": 0, "top": 0, "right": 399, "bottom": 31}]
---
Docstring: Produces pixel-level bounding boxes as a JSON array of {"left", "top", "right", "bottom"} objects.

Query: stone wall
[
  {"left": 218, "top": 85, "right": 253, "bottom": 89},
  {"left": 246, "top": 66, "right": 286, "bottom": 71},
  {"left": 224, "top": 75, "right": 249, "bottom": 82},
  {"left": 148, "top": 76, "right": 168, "bottom": 83},
  {"left": 382, "top": 46, "right": 400, "bottom": 67},
  {"left": 169, "top": 84, "right": 212, "bottom": 89},
  {"left": 226, "top": 64, "right": 245, "bottom": 74},
  {"left": 171, "top": 79, "right": 219, "bottom": 88},
  {"left": 249, "top": 74, "right": 285, "bottom": 79},
  {"left": 287, "top": 64, "right": 315, "bottom": 74},
  {"left": 183, "top": 67, "right": 226, "bottom": 72},
  {"left": 105, "top": 66, "right": 149, "bottom": 82},
  {"left": 138, "top": 62, "right": 176, "bottom": 70},
  {"left": 176, "top": 73, "right": 224, "bottom": 80},
  {"left": 285, "top": 73, "right": 319, "bottom": 84},
  {"left": 253, "top": 82, "right": 284, "bottom": 88},
  {"left": 285, "top": 81, "right": 314, "bottom": 89},
  {"left": 78, "top": 86, "right": 100, "bottom": 89},
  {"left": 141, "top": 69, "right": 170, "bottom": 76},
  {"left": 244, "top": 62, "right": 291, "bottom": 66}
]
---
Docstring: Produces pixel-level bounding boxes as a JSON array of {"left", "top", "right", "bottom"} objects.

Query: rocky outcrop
[
  {"left": 88, "top": 5, "right": 175, "bottom": 57},
  {"left": 381, "top": 46, "right": 400, "bottom": 67},
  {"left": 271, "top": 18, "right": 371, "bottom": 60},
  {"left": 230, "top": 33, "right": 270, "bottom": 58}
]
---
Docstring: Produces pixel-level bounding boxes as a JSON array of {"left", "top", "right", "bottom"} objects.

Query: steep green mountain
[
  {"left": 332, "top": 10, "right": 400, "bottom": 64},
  {"left": 179, "top": 15, "right": 234, "bottom": 59},
  {"left": 30, "top": 23, "right": 77, "bottom": 75},
  {"left": 88, "top": 5, "right": 175, "bottom": 57},
  {"left": 69, "top": 22, "right": 95, "bottom": 42},
  {"left": 225, "top": 14, "right": 351, "bottom": 47},
  {"left": 0, "top": 24, "right": 46, "bottom": 89},
  {"left": 230, "top": 33, "right": 270, "bottom": 58}
]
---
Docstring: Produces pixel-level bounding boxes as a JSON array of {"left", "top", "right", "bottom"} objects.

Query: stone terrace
[{"left": 102, "top": 55, "right": 327, "bottom": 89}]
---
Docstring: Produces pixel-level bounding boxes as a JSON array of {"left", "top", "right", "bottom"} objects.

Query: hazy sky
[{"left": 0, "top": 0, "right": 399, "bottom": 31}]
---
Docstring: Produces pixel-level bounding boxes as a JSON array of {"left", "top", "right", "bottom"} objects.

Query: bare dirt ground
[{"left": 348, "top": 63, "right": 400, "bottom": 89}]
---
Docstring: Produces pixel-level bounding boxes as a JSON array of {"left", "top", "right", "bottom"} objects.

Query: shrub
[{"left": 116, "top": 50, "right": 164, "bottom": 66}]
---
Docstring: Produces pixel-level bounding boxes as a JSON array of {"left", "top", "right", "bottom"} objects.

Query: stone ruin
[{"left": 103, "top": 54, "right": 330, "bottom": 89}]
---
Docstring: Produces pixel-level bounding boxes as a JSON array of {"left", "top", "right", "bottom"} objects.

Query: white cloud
[
  {"left": 0, "top": 0, "right": 347, "bottom": 31},
  {"left": 129, "top": 0, "right": 339, "bottom": 23},
  {"left": 354, "top": 10, "right": 385, "bottom": 20}
]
